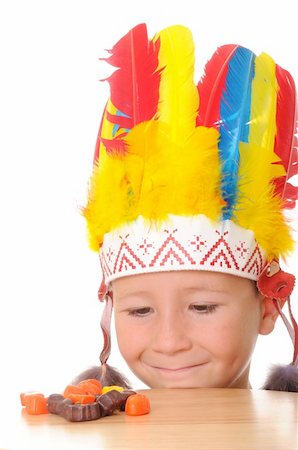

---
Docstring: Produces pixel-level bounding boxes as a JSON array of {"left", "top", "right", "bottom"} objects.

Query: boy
[{"left": 80, "top": 24, "right": 298, "bottom": 391}]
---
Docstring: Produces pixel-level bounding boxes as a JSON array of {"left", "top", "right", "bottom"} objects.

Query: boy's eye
[
  {"left": 128, "top": 307, "right": 153, "bottom": 317},
  {"left": 190, "top": 304, "right": 217, "bottom": 314}
]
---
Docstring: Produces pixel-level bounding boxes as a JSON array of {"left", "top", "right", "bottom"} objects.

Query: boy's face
[{"left": 113, "top": 270, "right": 275, "bottom": 388}]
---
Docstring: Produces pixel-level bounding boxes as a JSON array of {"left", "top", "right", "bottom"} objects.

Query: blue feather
[{"left": 219, "top": 47, "right": 255, "bottom": 219}]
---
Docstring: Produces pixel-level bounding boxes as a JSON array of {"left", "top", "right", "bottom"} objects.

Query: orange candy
[
  {"left": 79, "top": 379, "right": 102, "bottom": 390},
  {"left": 20, "top": 393, "right": 48, "bottom": 415},
  {"left": 125, "top": 394, "right": 150, "bottom": 416},
  {"left": 67, "top": 393, "right": 96, "bottom": 404},
  {"left": 63, "top": 384, "right": 86, "bottom": 398},
  {"left": 63, "top": 380, "right": 102, "bottom": 399},
  {"left": 20, "top": 392, "right": 44, "bottom": 407},
  {"left": 63, "top": 379, "right": 102, "bottom": 404},
  {"left": 77, "top": 379, "right": 102, "bottom": 395}
]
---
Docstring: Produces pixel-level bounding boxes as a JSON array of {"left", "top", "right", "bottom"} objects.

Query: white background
[{"left": 0, "top": 0, "right": 297, "bottom": 400}]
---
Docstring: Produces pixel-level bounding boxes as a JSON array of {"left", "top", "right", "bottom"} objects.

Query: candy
[
  {"left": 97, "top": 390, "right": 124, "bottom": 416},
  {"left": 63, "top": 401, "right": 102, "bottom": 422},
  {"left": 119, "top": 390, "right": 138, "bottom": 411},
  {"left": 22, "top": 394, "right": 48, "bottom": 415},
  {"left": 101, "top": 385, "right": 124, "bottom": 394},
  {"left": 20, "top": 392, "right": 44, "bottom": 407},
  {"left": 125, "top": 394, "right": 150, "bottom": 416},
  {"left": 63, "top": 384, "right": 86, "bottom": 398},
  {"left": 21, "top": 379, "right": 143, "bottom": 422},
  {"left": 47, "top": 388, "right": 138, "bottom": 422},
  {"left": 48, "top": 395, "right": 102, "bottom": 421},
  {"left": 78, "top": 379, "right": 102, "bottom": 390},
  {"left": 67, "top": 394, "right": 96, "bottom": 404},
  {"left": 47, "top": 394, "right": 65, "bottom": 414},
  {"left": 77, "top": 380, "right": 102, "bottom": 395}
]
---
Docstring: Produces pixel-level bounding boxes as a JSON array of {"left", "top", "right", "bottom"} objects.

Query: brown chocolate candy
[
  {"left": 62, "top": 402, "right": 102, "bottom": 422},
  {"left": 97, "top": 390, "right": 123, "bottom": 416},
  {"left": 96, "top": 389, "right": 136, "bottom": 415},
  {"left": 47, "top": 394, "right": 65, "bottom": 415},
  {"left": 47, "top": 388, "right": 137, "bottom": 422},
  {"left": 59, "top": 399, "right": 74, "bottom": 416}
]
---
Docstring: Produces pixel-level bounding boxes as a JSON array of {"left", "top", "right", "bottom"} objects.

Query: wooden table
[{"left": 1, "top": 388, "right": 297, "bottom": 450}]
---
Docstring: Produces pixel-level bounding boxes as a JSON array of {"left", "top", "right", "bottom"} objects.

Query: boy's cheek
[
  {"left": 206, "top": 323, "right": 245, "bottom": 358},
  {"left": 115, "top": 324, "right": 144, "bottom": 361}
]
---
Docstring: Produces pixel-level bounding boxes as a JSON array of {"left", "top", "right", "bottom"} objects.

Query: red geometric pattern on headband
[
  {"left": 200, "top": 231, "right": 239, "bottom": 270},
  {"left": 149, "top": 229, "right": 196, "bottom": 267},
  {"left": 114, "top": 234, "right": 146, "bottom": 273},
  {"left": 235, "top": 241, "right": 249, "bottom": 259},
  {"left": 241, "top": 243, "right": 263, "bottom": 275},
  {"left": 189, "top": 235, "right": 207, "bottom": 252}
]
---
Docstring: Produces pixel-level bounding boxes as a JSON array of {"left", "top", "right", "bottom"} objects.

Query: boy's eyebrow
[
  {"left": 183, "top": 286, "right": 230, "bottom": 294},
  {"left": 116, "top": 286, "right": 230, "bottom": 300},
  {"left": 115, "top": 290, "right": 153, "bottom": 301}
]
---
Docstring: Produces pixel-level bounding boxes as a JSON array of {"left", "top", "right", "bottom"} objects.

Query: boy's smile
[
  {"left": 112, "top": 270, "right": 278, "bottom": 389},
  {"left": 143, "top": 362, "right": 211, "bottom": 385}
]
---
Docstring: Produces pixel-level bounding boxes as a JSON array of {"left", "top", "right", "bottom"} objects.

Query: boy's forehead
[{"left": 112, "top": 270, "right": 253, "bottom": 295}]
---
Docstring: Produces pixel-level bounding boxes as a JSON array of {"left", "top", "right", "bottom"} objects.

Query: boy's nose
[{"left": 152, "top": 315, "right": 192, "bottom": 355}]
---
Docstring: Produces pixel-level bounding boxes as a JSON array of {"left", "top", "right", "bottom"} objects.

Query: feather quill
[{"left": 196, "top": 44, "right": 238, "bottom": 128}]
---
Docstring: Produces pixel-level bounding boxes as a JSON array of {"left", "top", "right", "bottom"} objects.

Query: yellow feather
[
  {"left": 248, "top": 52, "right": 284, "bottom": 176},
  {"left": 124, "top": 121, "right": 222, "bottom": 221},
  {"left": 153, "top": 26, "right": 199, "bottom": 144},
  {"left": 85, "top": 118, "right": 222, "bottom": 250},
  {"left": 236, "top": 142, "right": 294, "bottom": 259}
]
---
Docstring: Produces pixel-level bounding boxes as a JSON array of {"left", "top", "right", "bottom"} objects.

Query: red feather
[
  {"left": 103, "top": 23, "right": 161, "bottom": 129},
  {"left": 196, "top": 44, "right": 238, "bottom": 128},
  {"left": 101, "top": 134, "right": 127, "bottom": 155},
  {"left": 273, "top": 65, "right": 298, "bottom": 209},
  {"left": 105, "top": 110, "right": 131, "bottom": 130}
]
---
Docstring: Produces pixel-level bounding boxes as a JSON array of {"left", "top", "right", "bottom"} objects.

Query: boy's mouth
[{"left": 150, "top": 364, "right": 207, "bottom": 374}]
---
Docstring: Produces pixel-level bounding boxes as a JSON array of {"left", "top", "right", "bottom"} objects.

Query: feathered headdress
[{"left": 83, "top": 24, "right": 298, "bottom": 391}]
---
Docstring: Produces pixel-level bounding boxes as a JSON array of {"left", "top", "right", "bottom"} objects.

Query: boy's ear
[{"left": 258, "top": 296, "right": 287, "bottom": 336}]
